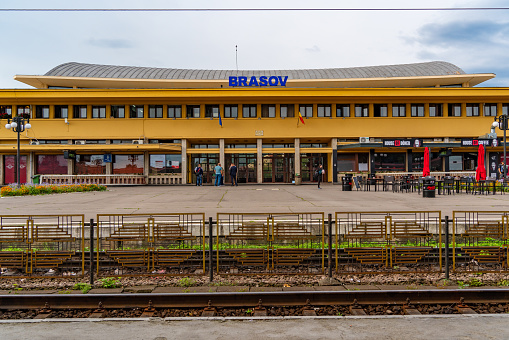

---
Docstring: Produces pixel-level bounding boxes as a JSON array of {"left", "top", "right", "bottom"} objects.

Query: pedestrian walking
[
  {"left": 316, "top": 164, "right": 325, "bottom": 189},
  {"left": 214, "top": 163, "right": 223, "bottom": 186},
  {"left": 229, "top": 163, "right": 238, "bottom": 186},
  {"left": 194, "top": 164, "right": 203, "bottom": 186}
]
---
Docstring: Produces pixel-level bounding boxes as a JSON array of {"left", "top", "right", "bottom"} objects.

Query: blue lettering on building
[{"left": 229, "top": 76, "right": 288, "bottom": 87}]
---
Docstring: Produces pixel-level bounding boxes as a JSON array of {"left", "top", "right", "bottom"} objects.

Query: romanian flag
[{"left": 298, "top": 111, "right": 305, "bottom": 125}]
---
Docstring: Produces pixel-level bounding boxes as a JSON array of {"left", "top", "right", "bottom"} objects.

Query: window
[
  {"left": 484, "top": 103, "right": 497, "bottom": 117},
  {"left": 54, "top": 105, "right": 68, "bottom": 119},
  {"left": 336, "top": 104, "right": 350, "bottom": 117},
  {"left": 186, "top": 105, "right": 200, "bottom": 118},
  {"left": 224, "top": 105, "right": 238, "bottom": 118},
  {"left": 317, "top": 104, "right": 331, "bottom": 117},
  {"left": 0, "top": 105, "right": 12, "bottom": 118},
  {"left": 373, "top": 104, "right": 388, "bottom": 117},
  {"left": 17, "top": 105, "right": 31, "bottom": 118},
  {"left": 299, "top": 104, "right": 313, "bottom": 118},
  {"left": 280, "top": 104, "right": 294, "bottom": 118},
  {"left": 75, "top": 154, "right": 105, "bottom": 174},
  {"left": 92, "top": 106, "right": 106, "bottom": 119},
  {"left": 242, "top": 104, "right": 257, "bottom": 118},
  {"left": 35, "top": 105, "right": 50, "bottom": 119},
  {"left": 205, "top": 105, "right": 220, "bottom": 118},
  {"left": 149, "top": 154, "right": 182, "bottom": 174},
  {"left": 448, "top": 103, "right": 461, "bottom": 117},
  {"left": 355, "top": 104, "right": 369, "bottom": 117},
  {"left": 392, "top": 104, "right": 406, "bottom": 117},
  {"left": 129, "top": 105, "right": 144, "bottom": 118},
  {"left": 111, "top": 105, "right": 125, "bottom": 118},
  {"left": 36, "top": 155, "right": 68, "bottom": 175},
  {"left": 73, "top": 105, "right": 87, "bottom": 119},
  {"left": 261, "top": 104, "right": 276, "bottom": 118},
  {"left": 148, "top": 105, "right": 163, "bottom": 118},
  {"left": 167, "top": 105, "right": 182, "bottom": 118},
  {"left": 429, "top": 104, "right": 443, "bottom": 117},
  {"left": 466, "top": 103, "right": 480, "bottom": 117},
  {"left": 411, "top": 104, "right": 424, "bottom": 117},
  {"left": 113, "top": 154, "right": 144, "bottom": 174},
  {"left": 503, "top": 104, "right": 509, "bottom": 116}
]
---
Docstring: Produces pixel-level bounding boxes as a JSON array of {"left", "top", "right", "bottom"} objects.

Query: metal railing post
[
  {"left": 444, "top": 216, "right": 450, "bottom": 280},
  {"left": 328, "top": 213, "right": 332, "bottom": 279},
  {"left": 209, "top": 217, "right": 213, "bottom": 282},
  {"left": 89, "top": 218, "right": 94, "bottom": 285}
]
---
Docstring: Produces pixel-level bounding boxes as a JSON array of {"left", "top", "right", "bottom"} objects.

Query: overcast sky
[{"left": 1, "top": 0, "right": 508, "bottom": 88}]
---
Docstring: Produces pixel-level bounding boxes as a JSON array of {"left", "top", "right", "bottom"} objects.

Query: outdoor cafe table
[{"left": 363, "top": 177, "right": 385, "bottom": 191}]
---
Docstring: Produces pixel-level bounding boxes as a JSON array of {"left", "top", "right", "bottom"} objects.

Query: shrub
[{"left": 0, "top": 183, "right": 107, "bottom": 197}]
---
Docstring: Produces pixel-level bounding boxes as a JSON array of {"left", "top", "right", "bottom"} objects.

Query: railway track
[{"left": 1, "top": 289, "right": 509, "bottom": 318}]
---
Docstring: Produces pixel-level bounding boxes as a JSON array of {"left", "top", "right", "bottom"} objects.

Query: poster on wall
[
  {"left": 150, "top": 155, "right": 165, "bottom": 169},
  {"left": 489, "top": 153, "right": 499, "bottom": 179}
]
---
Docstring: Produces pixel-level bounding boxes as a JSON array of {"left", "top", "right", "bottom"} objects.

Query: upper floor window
[
  {"left": 466, "top": 103, "right": 480, "bottom": 117},
  {"left": 242, "top": 104, "right": 257, "bottom": 118},
  {"left": 148, "top": 105, "right": 163, "bottom": 118},
  {"left": 92, "top": 106, "right": 106, "bottom": 119},
  {"left": 261, "top": 104, "right": 276, "bottom": 118},
  {"left": 17, "top": 105, "right": 31, "bottom": 118},
  {"left": 0, "top": 105, "right": 12, "bottom": 118},
  {"left": 111, "top": 105, "right": 125, "bottom": 118},
  {"left": 392, "top": 104, "right": 406, "bottom": 117},
  {"left": 129, "top": 105, "right": 144, "bottom": 118},
  {"left": 355, "top": 104, "right": 369, "bottom": 117},
  {"left": 280, "top": 104, "right": 294, "bottom": 118},
  {"left": 299, "top": 104, "right": 313, "bottom": 118},
  {"left": 224, "top": 105, "right": 238, "bottom": 118},
  {"left": 336, "top": 104, "right": 350, "bottom": 117},
  {"left": 205, "top": 105, "right": 220, "bottom": 118},
  {"left": 73, "top": 105, "right": 87, "bottom": 119},
  {"left": 448, "top": 103, "right": 462, "bottom": 117},
  {"left": 411, "top": 104, "right": 424, "bottom": 117},
  {"left": 429, "top": 104, "right": 443, "bottom": 117},
  {"left": 503, "top": 104, "right": 509, "bottom": 116},
  {"left": 186, "top": 105, "right": 200, "bottom": 118},
  {"left": 317, "top": 104, "right": 331, "bottom": 117},
  {"left": 35, "top": 105, "right": 50, "bottom": 119},
  {"left": 54, "top": 105, "right": 68, "bottom": 119},
  {"left": 484, "top": 103, "right": 497, "bottom": 117},
  {"left": 374, "top": 104, "right": 388, "bottom": 117},
  {"left": 167, "top": 105, "right": 182, "bottom": 118}
]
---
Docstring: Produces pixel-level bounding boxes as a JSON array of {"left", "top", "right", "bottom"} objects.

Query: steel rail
[{"left": 2, "top": 289, "right": 509, "bottom": 310}]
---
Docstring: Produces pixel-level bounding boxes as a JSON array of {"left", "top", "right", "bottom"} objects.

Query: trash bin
[
  {"left": 342, "top": 175, "right": 352, "bottom": 191},
  {"left": 32, "top": 175, "right": 41, "bottom": 184},
  {"left": 423, "top": 176, "right": 436, "bottom": 198}
]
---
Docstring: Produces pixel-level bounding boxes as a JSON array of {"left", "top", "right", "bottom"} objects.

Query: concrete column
[
  {"left": 294, "top": 138, "right": 301, "bottom": 181},
  {"left": 28, "top": 152, "right": 35, "bottom": 183},
  {"left": 0, "top": 154, "right": 4, "bottom": 185},
  {"left": 331, "top": 138, "right": 337, "bottom": 183},
  {"left": 143, "top": 152, "right": 149, "bottom": 177},
  {"left": 181, "top": 139, "right": 187, "bottom": 184},
  {"left": 67, "top": 159, "right": 74, "bottom": 175},
  {"left": 219, "top": 139, "right": 225, "bottom": 170},
  {"left": 257, "top": 138, "right": 263, "bottom": 183}
]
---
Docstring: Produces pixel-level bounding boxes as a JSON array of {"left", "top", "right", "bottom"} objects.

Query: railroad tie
[
  {"left": 140, "top": 300, "right": 156, "bottom": 317},
  {"left": 402, "top": 298, "right": 421, "bottom": 315},
  {"left": 201, "top": 300, "right": 216, "bottom": 317},
  {"left": 89, "top": 302, "right": 106, "bottom": 318},
  {"left": 253, "top": 299, "right": 267, "bottom": 317},
  {"left": 455, "top": 297, "right": 477, "bottom": 314},
  {"left": 34, "top": 302, "right": 52, "bottom": 319},
  {"left": 301, "top": 299, "right": 317, "bottom": 316},
  {"left": 349, "top": 299, "right": 367, "bottom": 316}
]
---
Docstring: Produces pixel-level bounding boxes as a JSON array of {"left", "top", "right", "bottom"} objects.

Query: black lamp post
[
  {"left": 493, "top": 113, "right": 508, "bottom": 178},
  {"left": 4, "top": 116, "right": 31, "bottom": 186}
]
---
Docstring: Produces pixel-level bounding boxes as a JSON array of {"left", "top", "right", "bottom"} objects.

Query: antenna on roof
[{"left": 235, "top": 45, "right": 238, "bottom": 72}]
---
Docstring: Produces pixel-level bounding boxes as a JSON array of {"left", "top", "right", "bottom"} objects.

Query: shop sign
[
  {"left": 229, "top": 76, "right": 288, "bottom": 87},
  {"left": 460, "top": 138, "right": 499, "bottom": 147},
  {"left": 383, "top": 139, "right": 423, "bottom": 148}
]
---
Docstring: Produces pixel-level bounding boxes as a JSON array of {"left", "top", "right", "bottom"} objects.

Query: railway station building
[{"left": 0, "top": 61, "right": 507, "bottom": 185}]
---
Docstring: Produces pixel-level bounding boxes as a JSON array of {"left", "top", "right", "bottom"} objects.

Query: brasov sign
[{"left": 229, "top": 76, "right": 288, "bottom": 87}]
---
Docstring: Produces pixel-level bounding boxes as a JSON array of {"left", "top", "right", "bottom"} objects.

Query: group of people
[{"left": 194, "top": 163, "right": 238, "bottom": 186}]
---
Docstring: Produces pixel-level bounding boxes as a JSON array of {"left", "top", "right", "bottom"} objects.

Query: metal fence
[{"left": 0, "top": 214, "right": 84, "bottom": 277}]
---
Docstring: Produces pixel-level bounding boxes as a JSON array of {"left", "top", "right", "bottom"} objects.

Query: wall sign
[
  {"left": 229, "top": 76, "right": 288, "bottom": 87},
  {"left": 383, "top": 139, "right": 423, "bottom": 148},
  {"left": 461, "top": 138, "right": 500, "bottom": 147}
]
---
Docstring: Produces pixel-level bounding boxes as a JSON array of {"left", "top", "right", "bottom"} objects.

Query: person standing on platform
[
  {"left": 316, "top": 164, "right": 324, "bottom": 189},
  {"left": 194, "top": 164, "right": 203, "bottom": 186},
  {"left": 499, "top": 161, "right": 506, "bottom": 180},
  {"left": 214, "top": 163, "right": 223, "bottom": 186},
  {"left": 229, "top": 163, "right": 238, "bottom": 186}
]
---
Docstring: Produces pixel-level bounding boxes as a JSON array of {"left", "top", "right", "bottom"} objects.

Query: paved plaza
[{"left": 0, "top": 183, "right": 507, "bottom": 219}]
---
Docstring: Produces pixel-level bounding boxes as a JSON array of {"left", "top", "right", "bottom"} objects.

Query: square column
[
  {"left": 294, "top": 138, "right": 301, "bottom": 183},
  {"left": 257, "top": 138, "right": 263, "bottom": 183},
  {"left": 331, "top": 138, "right": 337, "bottom": 183},
  {"left": 219, "top": 139, "right": 225, "bottom": 170},
  {"left": 181, "top": 139, "right": 187, "bottom": 184}
]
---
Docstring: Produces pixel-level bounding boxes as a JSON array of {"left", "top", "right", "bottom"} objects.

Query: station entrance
[
  {"left": 263, "top": 153, "right": 294, "bottom": 183},
  {"left": 225, "top": 154, "right": 257, "bottom": 184},
  {"left": 301, "top": 153, "right": 327, "bottom": 183},
  {"left": 190, "top": 153, "right": 219, "bottom": 184}
]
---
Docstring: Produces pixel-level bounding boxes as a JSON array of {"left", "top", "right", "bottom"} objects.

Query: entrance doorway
[
  {"left": 301, "top": 153, "right": 327, "bottom": 182},
  {"left": 4, "top": 155, "right": 27, "bottom": 184},
  {"left": 262, "top": 154, "right": 294, "bottom": 183},
  {"left": 225, "top": 154, "right": 257, "bottom": 184},
  {"left": 190, "top": 154, "right": 219, "bottom": 184}
]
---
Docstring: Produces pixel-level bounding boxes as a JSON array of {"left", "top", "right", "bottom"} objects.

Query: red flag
[{"left": 298, "top": 111, "right": 305, "bottom": 125}]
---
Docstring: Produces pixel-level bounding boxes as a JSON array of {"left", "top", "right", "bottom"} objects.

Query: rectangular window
[
  {"left": 148, "top": 105, "right": 163, "bottom": 118},
  {"left": 466, "top": 103, "right": 480, "bottom": 117},
  {"left": 410, "top": 104, "right": 424, "bottom": 117},
  {"left": 484, "top": 103, "right": 497, "bottom": 117},
  {"left": 92, "top": 106, "right": 106, "bottom": 119},
  {"left": 280, "top": 104, "right": 294, "bottom": 118},
  {"left": 0, "top": 105, "right": 12, "bottom": 117},
  {"left": 129, "top": 105, "right": 144, "bottom": 118},
  {"left": 503, "top": 104, "right": 509, "bottom": 116},
  {"left": 113, "top": 154, "right": 144, "bottom": 174},
  {"left": 205, "top": 105, "right": 220, "bottom": 118},
  {"left": 373, "top": 104, "right": 388, "bottom": 117},
  {"left": 448, "top": 103, "right": 462, "bottom": 117},
  {"left": 73, "top": 105, "right": 87, "bottom": 119},
  {"left": 35, "top": 105, "right": 50, "bottom": 119},
  {"left": 17, "top": 105, "right": 31, "bottom": 118},
  {"left": 36, "top": 154, "right": 68, "bottom": 175},
  {"left": 392, "top": 104, "right": 406, "bottom": 117},
  {"left": 261, "top": 104, "right": 276, "bottom": 118},
  {"left": 167, "top": 105, "right": 182, "bottom": 118},
  {"left": 54, "top": 105, "right": 68, "bottom": 119},
  {"left": 336, "top": 104, "right": 350, "bottom": 117},
  {"left": 186, "top": 105, "right": 200, "bottom": 118},
  {"left": 355, "top": 104, "right": 369, "bottom": 117},
  {"left": 299, "top": 104, "right": 313, "bottom": 118},
  {"left": 429, "top": 104, "right": 443, "bottom": 117},
  {"left": 242, "top": 104, "right": 257, "bottom": 118},
  {"left": 317, "top": 104, "right": 331, "bottom": 117},
  {"left": 111, "top": 105, "right": 125, "bottom": 118},
  {"left": 149, "top": 154, "right": 182, "bottom": 174},
  {"left": 75, "top": 154, "right": 106, "bottom": 174},
  {"left": 224, "top": 105, "right": 238, "bottom": 118}
]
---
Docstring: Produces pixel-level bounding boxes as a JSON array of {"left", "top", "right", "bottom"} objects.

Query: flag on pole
[
  {"left": 298, "top": 111, "right": 305, "bottom": 125},
  {"left": 219, "top": 112, "right": 222, "bottom": 127}
]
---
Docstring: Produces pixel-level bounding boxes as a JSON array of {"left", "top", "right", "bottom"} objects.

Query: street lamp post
[
  {"left": 4, "top": 116, "right": 31, "bottom": 186},
  {"left": 492, "top": 113, "right": 508, "bottom": 178}
]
